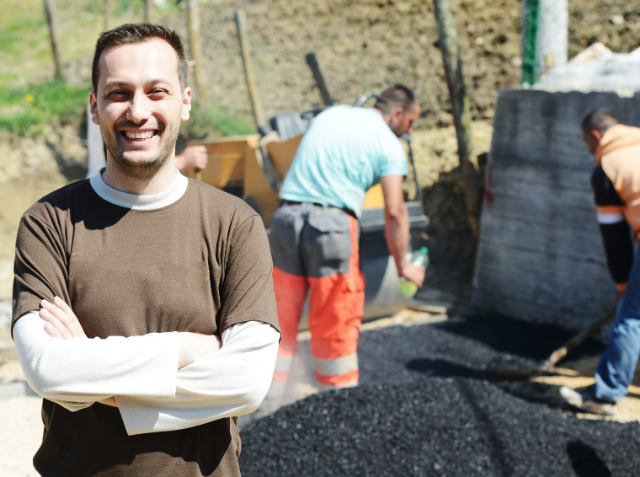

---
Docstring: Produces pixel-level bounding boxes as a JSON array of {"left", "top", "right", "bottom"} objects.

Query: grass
[
  {"left": 182, "top": 102, "right": 256, "bottom": 139},
  {"left": 1, "top": 0, "right": 252, "bottom": 138},
  {"left": 0, "top": 0, "right": 149, "bottom": 89},
  {"left": 0, "top": 81, "right": 90, "bottom": 135}
]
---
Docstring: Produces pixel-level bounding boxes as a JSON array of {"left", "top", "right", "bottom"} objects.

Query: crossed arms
[{"left": 13, "top": 298, "right": 279, "bottom": 436}]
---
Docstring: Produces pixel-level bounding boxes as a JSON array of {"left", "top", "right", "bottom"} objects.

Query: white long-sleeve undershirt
[{"left": 14, "top": 311, "right": 279, "bottom": 435}]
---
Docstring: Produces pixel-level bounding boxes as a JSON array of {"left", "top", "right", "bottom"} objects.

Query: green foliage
[
  {"left": 181, "top": 101, "right": 255, "bottom": 139},
  {"left": 0, "top": 81, "right": 89, "bottom": 135}
]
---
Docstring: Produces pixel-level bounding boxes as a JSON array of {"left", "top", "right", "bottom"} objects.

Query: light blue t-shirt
[{"left": 279, "top": 105, "right": 408, "bottom": 218}]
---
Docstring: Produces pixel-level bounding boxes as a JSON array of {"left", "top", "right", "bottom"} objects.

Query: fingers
[
  {"left": 40, "top": 298, "right": 87, "bottom": 339},
  {"left": 40, "top": 305, "right": 73, "bottom": 339},
  {"left": 44, "top": 321, "right": 63, "bottom": 339}
]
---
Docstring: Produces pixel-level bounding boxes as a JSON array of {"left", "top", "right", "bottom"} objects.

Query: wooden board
[
  {"left": 185, "top": 135, "right": 259, "bottom": 188},
  {"left": 471, "top": 90, "right": 640, "bottom": 331},
  {"left": 266, "top": 134, "right": 303, "bottom": 181}
]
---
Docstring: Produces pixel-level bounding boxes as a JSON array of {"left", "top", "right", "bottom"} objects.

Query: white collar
[{"left": 89, "top": 168, "right": 189, "bottom": 210}]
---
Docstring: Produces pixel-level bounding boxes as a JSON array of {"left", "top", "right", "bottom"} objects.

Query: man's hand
[
  {"left": 400, "top": 262, "right": 425, "bottom": 287},
  {"left": 175, "top": 145, "right": 208, "bottom": 172},
  {"left": 178, "top": 332, "right": 222, "bottom": 369},
  {"left": 40, "top": 297, "right": 87, "bottom": 339}
]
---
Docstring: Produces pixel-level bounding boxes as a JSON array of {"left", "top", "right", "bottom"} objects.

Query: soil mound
[{"left": 239, "top": 378, "right": 639, "bottom": 476}]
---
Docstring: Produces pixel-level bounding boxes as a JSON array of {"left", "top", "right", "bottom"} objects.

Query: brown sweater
[{"left": 12, "top": 177, "right": 279, "bottom": 477}]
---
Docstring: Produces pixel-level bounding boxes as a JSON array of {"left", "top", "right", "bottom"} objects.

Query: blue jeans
[{"left": 595, "top": 249, "right": 640, "bottom": 402}]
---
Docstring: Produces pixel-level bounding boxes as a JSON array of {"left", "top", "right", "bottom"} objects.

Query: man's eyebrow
[{"left": 103, "top": 79, "right": 173, "bottom": 89}]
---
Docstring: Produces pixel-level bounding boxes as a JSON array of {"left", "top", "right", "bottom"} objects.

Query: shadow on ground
[{"left": 357, "top": 312, "right": 607, "bottom": 412}]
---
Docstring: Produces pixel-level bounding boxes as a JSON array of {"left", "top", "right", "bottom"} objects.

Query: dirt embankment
[{"left": 0, "top": 122, "right": 87, "bottom": 299}]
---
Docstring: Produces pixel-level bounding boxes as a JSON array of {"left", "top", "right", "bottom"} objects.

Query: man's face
[
  {"left": 582, "top": 127, "right": 602, "bottom": 155},
  {"left": 90, "top": 39, "right": 191, "bottom": 179},
  {"left": 388, "top": 103, "right": 421, "bottom": 138}
]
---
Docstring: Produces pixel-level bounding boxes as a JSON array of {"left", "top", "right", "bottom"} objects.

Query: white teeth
[{"left": 125, "top": 131, "right": 154, "bottom": 139}]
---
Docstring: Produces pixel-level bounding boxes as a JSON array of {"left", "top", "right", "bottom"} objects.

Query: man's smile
[{"left": 119, "top": 129, "right": 160, "bottom": 144}]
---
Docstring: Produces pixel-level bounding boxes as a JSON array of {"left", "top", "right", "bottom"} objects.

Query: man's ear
[
  {"left": 89, "top": 91, "right": 99, "bottom": 125},
  {"left": 592, "top": 129, "right": 603, "bottom": 143},
  {"left": 393, "top": 106, "right": 405, "bottom": 121},
  {"left": 181, "top": 87, "right": 192, "bottom": 122}
]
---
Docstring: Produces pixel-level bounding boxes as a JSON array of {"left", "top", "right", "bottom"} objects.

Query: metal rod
[
  {"left": 188, "top": 0, "right": 208, "bottom": 103},
  {"left": 235, "top": 9, "right": 266, "bottom": 129},
  {"left": 43, "top": 0, "right": 64, "bottom": 81},
  {"left": 305, "top": 52, "right": 333, "bottom": 106}
]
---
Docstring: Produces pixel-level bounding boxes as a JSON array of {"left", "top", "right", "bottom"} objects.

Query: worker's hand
[
  {"left": 40, "top": 297, "right": 87, "bottom": 339},
  {"left": 399, "top": 262, "right": 425, "bottom": 287},
  {"left": 178, "top": 332, "right": 222, "bottom": 369},
  {"left": 175, "top": 145, "right": 208, "bottom": 172}
]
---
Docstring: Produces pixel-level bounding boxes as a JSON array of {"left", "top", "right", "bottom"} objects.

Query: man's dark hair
[
  {"left": 92, "top": 23, "right": 188, "bottom": 92},
  {"left": 581, "top": 109, "right": 619, "bottom": 134},
  {"left": 374, "top": 84, "right": 418, "bottom": 114}
]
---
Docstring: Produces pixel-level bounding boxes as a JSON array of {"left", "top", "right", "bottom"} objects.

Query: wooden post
[
  {"left": 104, "top": 0, "right": 111, "bottom": 31},
  {"left": 433, "top": 0, "right": 479, "bottom": 237},
  {"left": 145, "top": 0, "right": 155, "bottom": 23},
  {"left": 305, "top": 52, "right": 333, "bottom": 106},
  {"left": 43, "top": 0, "right": 64, "bottom": 81},
  {"left": 235, "top": 9, "right": 266, "bottom": 129},
  {"left": 187, "top": 0, "right": 208, "bottom": 103}
]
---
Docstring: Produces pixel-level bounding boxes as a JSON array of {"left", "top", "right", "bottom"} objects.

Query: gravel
[{"left": 239, "top": 314, "right": 637, "bottom": 476}]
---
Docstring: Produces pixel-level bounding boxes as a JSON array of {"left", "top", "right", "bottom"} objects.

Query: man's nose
[{"left": 126, "top": 91, "right": 152, "bottom": 124}]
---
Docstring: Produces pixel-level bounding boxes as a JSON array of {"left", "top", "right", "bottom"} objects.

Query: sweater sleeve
[
  {"left": 116, "top": 321, "right": 279, "bottom": 436},
  {"left": 591, "top": 163, "right": 633, "bottom": 290},
  {"left": 13, "top": 311, "right": 180, "bottom": 410}
]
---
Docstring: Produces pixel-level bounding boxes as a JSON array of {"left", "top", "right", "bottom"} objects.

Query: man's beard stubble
[{"left": 101, "top": 117, "right": 180, "bottom": 180}]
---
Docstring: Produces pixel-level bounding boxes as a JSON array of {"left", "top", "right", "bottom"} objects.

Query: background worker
[
  {"left": 263, "top": 84, "right": 425, "bottom": 412},
  {"left": 560, "top": 110, "right": 640, "bottom": 415},
  {"left": 12, "top": 24, "right": 279, "bottom": 476}
]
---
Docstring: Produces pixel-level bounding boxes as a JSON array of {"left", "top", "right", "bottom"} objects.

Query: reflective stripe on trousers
[{"left": 270, "top": 204, "right": 365, "bottom": 389}]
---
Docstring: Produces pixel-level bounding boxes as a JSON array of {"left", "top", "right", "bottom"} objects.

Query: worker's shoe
[{"left": 559, "top": 385, "right": 616, "bottom": 416}]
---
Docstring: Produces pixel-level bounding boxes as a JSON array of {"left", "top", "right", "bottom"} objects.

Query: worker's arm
[
  {"left": 174, "top": 145, "right": 208, "bottom": 172},
  {"left": 380, "top": 175, "right": 425, "bottom": 286},
  {"left": 13, "top": 309, "right": 221, "bottom": 411},
  {"left": 592, "top": 164, "right": 633, "bottom": 296}
]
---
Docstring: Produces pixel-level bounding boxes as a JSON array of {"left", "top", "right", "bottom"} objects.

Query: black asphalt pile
[
  {"left": 239, "top": 378, "right": 640, "bottom": 477},
  {"left": 240, "top": 315, "right": 632, "bottom": 475}
]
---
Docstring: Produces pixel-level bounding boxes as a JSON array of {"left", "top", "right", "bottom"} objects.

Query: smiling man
[{"left": 11, "top": 24, "right": 280, "bottom": 477}]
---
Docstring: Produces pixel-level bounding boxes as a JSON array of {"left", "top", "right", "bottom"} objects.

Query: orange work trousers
[{"left": 269, "top": 203, "right": 366, "bottom": 391}]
